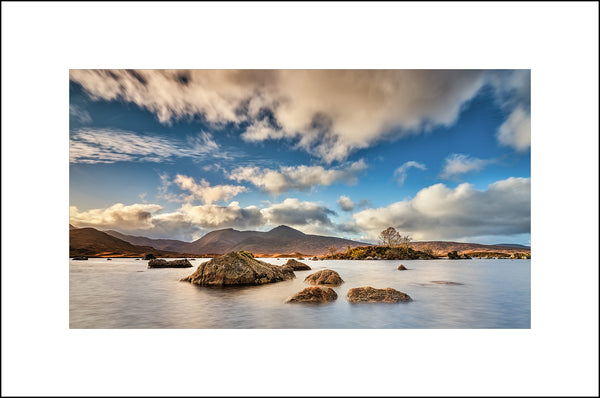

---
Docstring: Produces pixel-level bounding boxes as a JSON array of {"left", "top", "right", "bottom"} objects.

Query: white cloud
[
  {"left": 70, "top": 128, "right": 220, "bottom": 164},
  {"left": 71, "top": 70, "right": 494, "bottom": 163},
  {"left": 70, "top": 198, "right": 339, "bottom": 240},
  {"left": 337, "top": 195, "right": 355, "bottom": 211},
  {"left": 69, "top": 203, "right": 163, "bottom": 230},
  {"left": 261, "top": 198, "right": 336, "bottom": 227},
  {"left": 69, "top": 104, "right": 92, "bottom": 124},
  {"left": 439, "top": 154, "right": 494, "bottom": 179},
  {"left": 173, "top": 174, "right": 247, "bottom": 205},
  {"left": 497, "top": 106, "right": 531, "bottom": 151},
  {"left": 394, "top": 161, "right": 427, "bottom": 186},
  {"left": 228, "top": 160, "right": 367, "bottom": 194},
  {"left": 353, "top": 177, "right": 530, "bottom": 241}
]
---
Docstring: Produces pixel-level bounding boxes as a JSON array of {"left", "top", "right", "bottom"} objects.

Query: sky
[{"left": 69, "top": 69, "right": 531, "bottom": 245}]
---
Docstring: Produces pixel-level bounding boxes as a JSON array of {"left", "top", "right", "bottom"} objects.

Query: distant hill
[
  {"left": 409, "top": 241, "right": 531, "bottom": 256},
  {"left": 104, "top": 230, "right": 190, "bottom": 252},
  {"left": 104, "top": 225, "right": 368, "bottom": 256},
  {"left": 70, "top": 227, "right": 195, "bottom": 258},
  {"left": 494, "top": 243, "right": 531, "bottom": 249},
  {"left": 74, "top": 224, "right": 530, "bottom": 258}
]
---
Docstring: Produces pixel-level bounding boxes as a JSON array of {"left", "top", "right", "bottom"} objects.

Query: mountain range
[
  {"left": 70, "top": 224, "right": 531, "bottom": 258},
  {"left": 70, "top": 225, "right": 368, "bottom": 257}
]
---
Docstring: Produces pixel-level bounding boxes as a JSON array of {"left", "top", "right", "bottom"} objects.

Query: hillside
[
  {"left": 104, "top": 230, "right": 190, "bottom": 252},
  {"left": 104, "top": 225, "right": 367, "bottom": 256},
  {"left": 74, "top": 224, "right": 530, "bottom": 258},
  {"left": 69, "top": 227, "right": 197, "bottom": 258},
  {"left": 409, "top": 241, "right": 531, "bottom": 256}
]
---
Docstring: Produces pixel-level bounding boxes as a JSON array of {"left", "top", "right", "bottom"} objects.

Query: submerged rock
[
  {"left": 397, "top": 264, "right": 407, "bottom": 270},
  {"left": 346, "top": 287, "right": 412, "bottom": 303},
  {"left": 304, "top": 269, "right": 344, "bottom": 286},
  {"left": 148, "top": 259, "right": 193, "bottom": 268},
  {"left": 181, "top": 251, "right": 295, "bottom": 286},
  {"left": 283, "top": 259, "right": 311, "bottom": 271},
  {"left": 430, "top": 281, "right": 463, "bottom": 285},
  {"left": 285, "top": 286, "right": 337, "bottom": 304}
]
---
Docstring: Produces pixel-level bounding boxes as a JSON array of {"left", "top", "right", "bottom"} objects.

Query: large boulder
[
  {"left": 148, "top": 259, "right": 193, "bottom": 268},
  {"left": 181, "top": 251, "right": 295, "bottom": 286},
  {"left": 283, "top": 259, "right": 311, "bottom": 271},
  {"left": 285, "top": 287, "right": 337, "bottom": 304},
  {"left": 304, "top": 269, "right": 344, "bottom": 286},
  {"left": 346, "top": 287, "right": 412, "bottom": 303}
]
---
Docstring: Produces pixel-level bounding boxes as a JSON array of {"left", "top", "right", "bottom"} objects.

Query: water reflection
[{"left": 70, "top": 258, "right": 530, "bottom": 329}]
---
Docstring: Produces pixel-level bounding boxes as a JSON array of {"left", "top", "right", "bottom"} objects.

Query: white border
[{"left": 2, "top": 2, "right": 598, "bottom": 396}]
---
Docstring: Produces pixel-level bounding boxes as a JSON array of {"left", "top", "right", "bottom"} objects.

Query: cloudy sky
[{"left": 69, "top": 69, "right": 531, "bottom": 244}]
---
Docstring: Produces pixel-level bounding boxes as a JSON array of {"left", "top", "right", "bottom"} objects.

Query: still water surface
[{"left": 70, "top": 257, "right": 530, "bottom": 328}]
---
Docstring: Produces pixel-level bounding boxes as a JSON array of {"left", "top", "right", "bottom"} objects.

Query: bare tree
[
  {"left": 378, "top": 227, "right": 401, "bottom": 247},
  {"left": 399, "top": 234, "right": 412, "bottom": 248},
  {"left": 328, "top": 246, "right": 337, "bottom": 256}
]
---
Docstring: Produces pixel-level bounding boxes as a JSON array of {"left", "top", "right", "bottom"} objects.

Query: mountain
[
  {"left": 103, "top": 225, "right": 368, "bottom": 256},
  {"left": 70, "top": 227, "right": 191, "bottom": 258},
  {"left": 104, "top": 230, "right": 189, "bottom": 252},
  {"left": 409, "top": 241, "right": 531, "bottom": 256}
]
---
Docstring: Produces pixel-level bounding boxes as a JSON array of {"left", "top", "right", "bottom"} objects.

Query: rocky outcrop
[
  {"left": 397, "top": 264, "right": 407, "bottom": 270},
  {"left": 283, "top": 259, "right": 311, "bottom": 271},
  {"left": 181, "top": 251, "right": 295, "bottom": 286},
  {"left": 447, "top": 251, "right": 471, "bottom": 259},
  {"left": 285, "top": 287, "right": 337, "bottom": 304},
  {"left": 304, "top": 269, "right": 344, "bottom": 286},
  {"left": 143, "top": 253, "right": 156, "bottom": 260},
  {"left": 346, "top": 287, "right": 412, "bottom": 303},
  {"left": 148, "top": 259, "right": 193, "bottom": 268}
]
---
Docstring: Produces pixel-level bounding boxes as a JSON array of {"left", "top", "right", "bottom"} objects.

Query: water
[{"left": 70, "top": 257, "right": 530, "bottom": 328}]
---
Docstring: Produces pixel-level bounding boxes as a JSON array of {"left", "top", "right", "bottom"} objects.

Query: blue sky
[{"left": 69, "top": 70, "right": 530, "bottom": 245}]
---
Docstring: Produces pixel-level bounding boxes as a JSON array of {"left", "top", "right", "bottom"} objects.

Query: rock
[
  {"left": 148, "top": 259, "right": 193, "bottom": 268},
  {"left": 311, "top": 256, "right": 319, "bottom": 261},
  {"left": 285, "top": 287, "right": 337, "bottom": 304},
  {"left": 107, "top": 258, "right": 112, "bottom": 261},
  {"left": 365, "top": 256, "right": 374, "bottom": 260},
  {"left": 143, "top": 253, "right": 156, "bottom": 260},
  {"left": 304, "top": 269, "right": 344, "bottom": 286},
  {"left": 72, "top": 256, "right": 88, "bottom": 260},
  {"left": 397, "top": 264, "right": 407, "bottom": 270},
  {"left": 181, "top": 251, "right": 296, "bottom": 286},
  {"left": 375, "top": 256, "right": 382, "bottom": 260},
  {"left": 283, "top": 259, "right": 311, "bottom": 271},
  {"left": 297, "top": 257, "right": 305, "bottom": 260},
  {"left": 430, "top": 281, "right": 463, "bottom": 285},
  {"left": 346, "top": 287, "right": 412, "bottom": 303}
]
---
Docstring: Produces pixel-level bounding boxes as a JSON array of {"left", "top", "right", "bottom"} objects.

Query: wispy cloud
[
  {"left": 228, "top": 160, "right": 367, "bottom": 194},
  {"left": 439, "top": 154, "right": 494, "bottom": 179},
  {"left": 69, "top": 104, "right": 92, "bottom": 124},
  {"left": 70, "top": 70, "right": 494, "bottom": 163},
  {"left": 394, "top": 161, "right": 427, "bottom": 186},
  {"left": 69, "top": 128, "right": 221, "bottom": 164}
]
